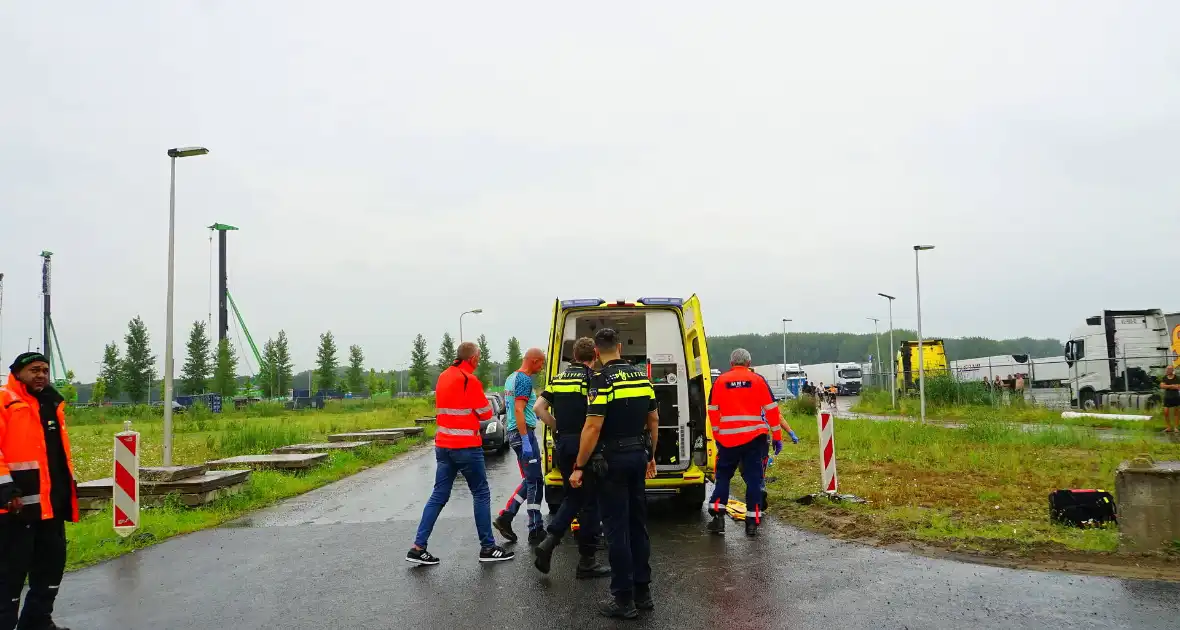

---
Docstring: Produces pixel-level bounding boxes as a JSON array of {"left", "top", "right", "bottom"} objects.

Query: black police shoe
[
  {"left": 634, "top": 586, "right": 655, "bottom": 611},
  {"left": 575, "top": 555, "right": 610, "bottom": 579},
  {"left": 706, "top": 513, "right": 726, "bottom": 535},
  {"left": 493, "top": 513, "right": 518, "bottom": 543},
  {"left": 745, "top": 519, "right": 759, "bottom": 537},
  {"left": 528, "top": 529, "right": 546, "bottom": 546},
  {"left": 599, "top": 598, "right": 639, "bottom": 620},
  {"left": 533, "top": 533, "right": 560, "bottom": 574}
]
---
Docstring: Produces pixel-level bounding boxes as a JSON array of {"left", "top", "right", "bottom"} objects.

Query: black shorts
[{"left": 1165, "top": 398, "right": 1180, "bottom": 409}]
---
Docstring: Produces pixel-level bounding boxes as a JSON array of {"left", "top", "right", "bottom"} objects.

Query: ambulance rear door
[{"left": 682, "top": 294, "right": 715, "bottom": 477}]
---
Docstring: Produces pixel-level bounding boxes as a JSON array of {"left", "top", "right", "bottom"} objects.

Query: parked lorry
[
  {"left": 752, "top": 363, "right": 806, "bottom": 398},
  {"left": 1064, "top": 309, "right": 1180, "bottom": 409},
  {"left": 800, "top": 362, "right": 863, "bottom": 395},
  {"left": 895, "top": 339, "right": 948, "bottom": 392}
]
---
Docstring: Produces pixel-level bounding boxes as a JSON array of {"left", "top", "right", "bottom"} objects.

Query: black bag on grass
[{"left": 1049, "top": 489, "right": 1116, "bottom": 527}]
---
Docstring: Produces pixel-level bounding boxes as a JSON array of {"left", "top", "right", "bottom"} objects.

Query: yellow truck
[
  {"left": 895, "top": 339, "right": 948, "bottom": 391},
  {"left": 542, "top": 296, "right": 715, "bottom": 512}
]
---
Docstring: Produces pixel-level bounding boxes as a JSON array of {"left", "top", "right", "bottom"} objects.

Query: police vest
[{"left": 587, "top": 360, "right": 655, "bottom": 440}]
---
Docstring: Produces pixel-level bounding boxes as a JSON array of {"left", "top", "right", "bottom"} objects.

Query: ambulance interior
[{"left": 558, "top": 310, "right": 703, "bottom": 472}]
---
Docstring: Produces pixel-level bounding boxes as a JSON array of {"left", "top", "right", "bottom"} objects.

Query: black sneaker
[
  {"left": 527, "top": 529, "right": 546, "bottom": 546},
  {"left": 599, "top": 598, "right": 639, "bottom": 620},
  {"left": 706, "top": 513, "right": 726, "bottom": 535},
  {"left": 493, "top": 514, "right": 518, "bottom": 544},
  {"left": 479, "top": 545, "right": 515, "bottom": 563},
  {"left": 405, "top": 547, "right": 440, "bottom": 565}
]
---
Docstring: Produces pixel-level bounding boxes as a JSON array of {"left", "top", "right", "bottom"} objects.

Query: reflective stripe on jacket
[
  {"left": 0, "top": 374, "right": 79, "bottom": 522},
  {"left": 434, "top": 362, "right": 493, "bottom": 449},
  {"left": 706, "top": 366, "right": 782, "bottom": 448}
]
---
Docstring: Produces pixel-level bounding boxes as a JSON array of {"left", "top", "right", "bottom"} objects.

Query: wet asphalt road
[{"left": 55, "top": 436, "right": 1180, "bottom": 630}]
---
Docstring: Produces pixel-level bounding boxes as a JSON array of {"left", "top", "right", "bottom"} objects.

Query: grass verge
[
  {"left": 63, "top": 398, "right": 435, "bottom": 570},
  {"left": 766, "top": 412, "right": 1180, "bottom": 567},
  {"left": 852, "top": 389, "right": 1167, "bottom": 432}
]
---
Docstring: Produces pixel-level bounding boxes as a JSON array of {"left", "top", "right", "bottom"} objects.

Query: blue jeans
[
  {"left": 708, "top": 435, "right": 769, "bottom": 522},
  {"left": 414, "top": 446, "right": 495, "bottom": 549},
  {"left": 599, "top": 450, "right": 651, "bottom": 602},
  {"left": 499, "top": 430, "right": 544, "bottom": 533}
]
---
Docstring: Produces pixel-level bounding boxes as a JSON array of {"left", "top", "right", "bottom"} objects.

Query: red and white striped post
[
  {"left": 817, "top": 410, "right": 837, "bottom": 494},
  {"left": 113, "top": 421, "right": 140, "bottom": 538}
]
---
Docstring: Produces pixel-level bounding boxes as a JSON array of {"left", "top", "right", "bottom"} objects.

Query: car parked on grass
[{"left": 481, "top": 392, "right": 509, "bottom": 454}]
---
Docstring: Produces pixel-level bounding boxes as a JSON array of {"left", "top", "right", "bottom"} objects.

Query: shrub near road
[
  {"left": 766, "top": 411, "right": 1180, "bottom": 577},
  {"left": 64, "top": 398, "right": 434, "bottom": 569}
]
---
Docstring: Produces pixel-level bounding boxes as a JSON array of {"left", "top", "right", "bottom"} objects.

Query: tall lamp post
[
  {"left": 878, "top": 293, "right": 896, "bottom": 409},
  {"left": 867, "top": 317, "right": 881, "bottom": 388},
  {"left": 163, "top": 146, "right": 209, "bottom": 466},
  {"left": 459, "top": 308, "right": 483, "bottom": 342},
  {"left": 781, "top": 318, "right": 792, "bottom": 374},
  {"left": 913, "top": 245, "right": 935, "bottom": 423}
]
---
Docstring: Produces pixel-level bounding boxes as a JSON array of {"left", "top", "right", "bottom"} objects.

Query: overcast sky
[{"left": 2, "top": 2, "right": 1178, "bottom": 382}]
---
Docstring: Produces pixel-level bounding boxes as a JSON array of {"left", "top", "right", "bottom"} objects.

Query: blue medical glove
[
  {"left": 773, "top": 440, "right": 783, "bottom": 456},
  {"left": 788, "top": 430, "right": 799, "bottom": 444},
  {"left": 521, "top": 434, "right": 535, "bottom": 459}
]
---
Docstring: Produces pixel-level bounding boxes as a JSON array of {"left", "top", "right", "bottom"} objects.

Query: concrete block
[
  {"left": 206, "top": 453, "right": 329, "bottom": 470},
  {"left": 414, "top": 416, "right": 436, "bottom": 426},
  {"left": 273, "top": 441, "right": 372, "bottom": 454},
  {"left": 360, "top": 426, "right": 424, "bottom": 436},
  {"left": 140, "top": 465, "right": 208, "bottom": 482},
  {"left": 1115, "top": 459, "right": 1180, "bottom": 551},
  {"left": 78, "top": 469, "right": 252, "bottom": 498},
  {"left": 328, "top": 432, "right": 403, "bottom": 444}
]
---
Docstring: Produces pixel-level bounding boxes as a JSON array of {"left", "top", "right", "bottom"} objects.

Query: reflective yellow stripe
[
  {"left": 548, "top": 383, "right": 584, "bottom": 394},
  {"left": 612, "top": 386, "right": 654, "bottom": 400}
]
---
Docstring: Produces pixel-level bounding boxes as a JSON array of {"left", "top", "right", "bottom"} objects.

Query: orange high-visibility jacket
[
  {"left": 0, "top": 375, "right": 79, "bottom": 522},
  {"left": 434, "top": 362, "right": 494, "bottom": 449},
  {"left": 707, "top": 366, "right": 782, "bottom": 448}
]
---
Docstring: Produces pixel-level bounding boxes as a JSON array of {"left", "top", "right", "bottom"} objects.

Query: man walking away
[
  {"left": 1, "top": 352, "right": 78, "bottom": 630},
  {"left": 1162, "top": 366, "right": 1180, "bottom": 433},
  {"left": 706, "top": 348, "right": 782, "bottom": 537},
  {"left": 570, "top": 328, "right": 658, "bottom": 619},
  {"left": 532, "top": 337, "right": 609, "bottom": 578},
  {"left": 494, "top": 348, "right": 548, "bottom": 546},
  {"left": 407, "top": 342, "right": 513, "bottom": 565}
]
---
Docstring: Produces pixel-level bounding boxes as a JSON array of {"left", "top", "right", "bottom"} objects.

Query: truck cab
[
  {"left": 1065, "top": 309, "right": 1169, "bottom": 409},
  {"left": 834, "top": 362, "right": 862, "bottom": 395},
  {"left": 542, "top": 296, "right": 714, "bottom": 512}
]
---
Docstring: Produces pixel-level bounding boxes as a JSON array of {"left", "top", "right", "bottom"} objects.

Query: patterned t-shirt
[{"left": 505, "top": 371, "right": 538, "bottom": 431}]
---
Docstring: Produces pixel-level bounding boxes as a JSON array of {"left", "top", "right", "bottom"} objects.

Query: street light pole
[
  {"left": 781, "top": 318, "right": 792, "bottom": 374},
  {"left": 878, "top": 293, "right": 896, "bottom": 409},
  {"left": 913, "top": 245, "right": 935, "bottom": 423},
  {"left": 867, "top": 317, "right": 881, "bottom": 388},
  {"left": 459, "top": 308, "right": 483, "bottom": 342},
  {"left": 163, "top": 146, "right": 209, "bottom": 466}
]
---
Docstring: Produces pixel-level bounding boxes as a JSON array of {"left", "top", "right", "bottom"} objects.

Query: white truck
[
  {"left": 752, "top": 363, "right": 806, "bottom": 399},
  {"left": 800, "top": 362, "right": 863, "bottom": 395},
  {"left": 1063, "top": 309, "right": 1180, "bottom": 409}
]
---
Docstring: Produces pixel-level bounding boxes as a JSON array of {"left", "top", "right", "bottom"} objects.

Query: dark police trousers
[
  {"left": 546, "top": 435, "right": 602, "bottom": 556},
  {"left": 598, "top": 449, "right": 651, "bottom": 603},
  {"left": 0, "top": 516, "right": 67, "bottom": 629}
]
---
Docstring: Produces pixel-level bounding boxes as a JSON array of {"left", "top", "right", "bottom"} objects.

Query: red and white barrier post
[
  {"left": 816, "top": 410, "right": 837, "bottom": 494},
  {"left": 113, "top": 421, "right": 140, "bottom": 537}
]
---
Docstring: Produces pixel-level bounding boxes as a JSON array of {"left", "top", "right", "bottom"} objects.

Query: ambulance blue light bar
[
  {"left": 560, "top": 298, "right": 606, "bottom": 309},
  {"left": 637, "top": 297, "right": 683, "bottom": 306}
]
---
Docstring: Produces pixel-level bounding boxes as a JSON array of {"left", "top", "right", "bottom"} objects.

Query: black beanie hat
[{"left": 9, "top": 352, "right": 49, "bottom": 374}]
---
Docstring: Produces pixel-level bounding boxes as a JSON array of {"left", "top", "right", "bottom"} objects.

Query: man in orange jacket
[
  {"left": 705, "top": 348, "right": 780, "bottom": 537},
  {"left": 1, "top": 352, "right": 78, "bottom": 630},
  {"left": 406, "top": 342, "right": 514, "bottom": 566}
]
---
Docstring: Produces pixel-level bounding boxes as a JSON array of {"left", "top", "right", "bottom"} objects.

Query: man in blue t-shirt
[{"left": 493, "top": 347, "right": 548, "bottom": 545}]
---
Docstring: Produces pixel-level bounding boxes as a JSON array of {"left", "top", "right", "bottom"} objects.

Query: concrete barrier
[{"left": 1114, "top": 457, "right": 1180, "bottom": 551}]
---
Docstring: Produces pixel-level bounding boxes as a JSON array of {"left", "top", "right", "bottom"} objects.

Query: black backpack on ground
[{"left": 1048, "top": 489, "right": 1116, "bottom": 527}]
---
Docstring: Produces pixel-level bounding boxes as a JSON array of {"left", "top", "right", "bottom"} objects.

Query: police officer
[
  {"left": 570, "top": 328, "right": 657, "bottom": 620},
  {"left": 532, "top": 337, "right": 609, "bottom": 579}
]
